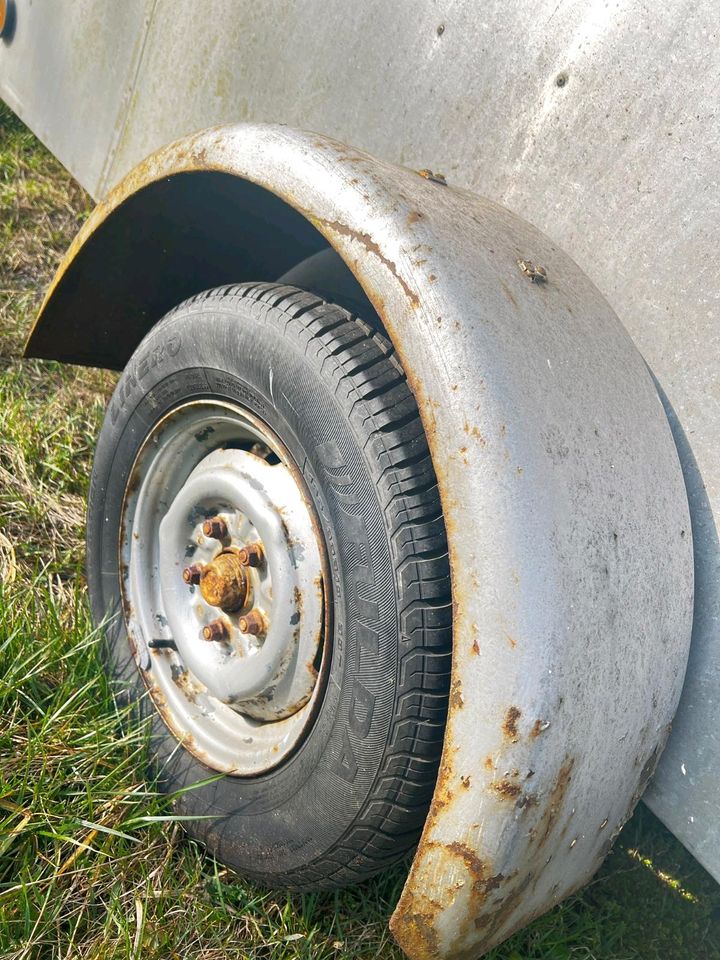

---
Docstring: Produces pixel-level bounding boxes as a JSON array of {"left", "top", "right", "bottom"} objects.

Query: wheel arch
[{"left": 27, "top": 124, "right": 694, "bottom": 959}]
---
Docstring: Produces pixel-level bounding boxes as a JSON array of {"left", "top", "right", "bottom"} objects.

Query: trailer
[{"left": 1, "top": 2, "right": 717, "bottom": 956}]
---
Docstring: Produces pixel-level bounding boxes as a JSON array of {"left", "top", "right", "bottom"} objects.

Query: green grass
[{"left": 0, "top": 99, "right": 719, "bottom": 959}]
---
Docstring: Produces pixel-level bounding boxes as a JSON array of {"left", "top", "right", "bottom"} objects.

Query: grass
[{"left": 0, "top": 99, "right": 719, "bottom": 959}]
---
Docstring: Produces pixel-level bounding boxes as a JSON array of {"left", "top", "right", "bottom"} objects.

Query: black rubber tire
[{"left": 87, "top": 283, "right": 452, "bottom": 889}]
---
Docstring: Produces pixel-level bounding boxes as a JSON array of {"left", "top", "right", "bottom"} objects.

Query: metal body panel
[
  {"left": 4, "top": 0, "right": 715, "bottom": 880},
  {"left": 22, "top": 124, "right": 694, "bottom": 957},
  {"left": 0, "top": 0, "right": 153, "bottom": 189}
]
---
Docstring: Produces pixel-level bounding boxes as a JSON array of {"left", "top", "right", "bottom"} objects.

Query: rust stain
[
  {"left": 443, "top": 841, "right": 502, "bottom": 895},
  {"left": 472, "top": 636, "right": 481, "bottom": 655},
  {"left": 531, "top": 718, "right": 550, "bottom": 738},
  {"left": 449, "top": 678, "right": 464, "bottom": 710},
  {"left": 171, "top": 665, "right": 200, "bottom": 704},
  {"left": 407, "top": 210, "right": 424, "bottom": 224},
  {"left": 463, "top": 421, "right": 487, "bottom": 444},
  {"left": 394, "top": 743, "right": 578, "bottom": 957},
  {"left": 293, "top": 584, "right": 304, "bottom": 619},
  {"left": 500, "top": 281, "right": 518, "bottom": 308},
  {"left": 534, "top": 757, "right": 575, "bottom": 849},
  {"left": 464, "top": 756, "right": 576, "bottom": 948},
  {"left": 316, "top": 218, "right": 421, "bottom": 308},
  {"left": 390, "top": 907, "right": 440, "bottom": 960},
  {"left": 517, "top": 792, "right": 540, "bottom": 809},
  {"left": 502, "top": 705, "right": 521, "bottom": 741},
  {"left": 460, "top": 775, "right": 471, "bottom": 789},
  {"left": 473, "top": 869, "right": 535, "bottom": 937},
  {"left": 492, "top": 778, "right": 522, "bottom": 800},
  {"left": 506, "top": 633, "right": 517, "bottom": 649}
]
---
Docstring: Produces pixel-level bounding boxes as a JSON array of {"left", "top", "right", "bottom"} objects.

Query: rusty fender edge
[{"left": 26, "top": 125, "right": 694, "bottom": 958}]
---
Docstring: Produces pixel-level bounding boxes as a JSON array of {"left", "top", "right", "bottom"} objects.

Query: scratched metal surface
[
  {"left": 22, "top": 125, "right": 694, "bottom": 957},
  {"left": 2, "top": 0, "right": 717, "bottom": 909}
]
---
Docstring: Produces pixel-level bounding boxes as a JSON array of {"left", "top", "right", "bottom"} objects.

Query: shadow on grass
[
  {"left": 482, "top": 804, "right": 719, "bottom": 959},
  {"left": 213, "top": 803, "right": 720, "bottom": 960}
]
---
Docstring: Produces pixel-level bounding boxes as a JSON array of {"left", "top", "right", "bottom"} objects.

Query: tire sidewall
[{"left": 87, "top": 295, "right": 401, "bottom": 878}]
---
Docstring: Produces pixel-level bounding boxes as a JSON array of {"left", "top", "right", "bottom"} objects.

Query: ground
[{"left": 0, "top": 102, "right": 718, "bottom": 960}]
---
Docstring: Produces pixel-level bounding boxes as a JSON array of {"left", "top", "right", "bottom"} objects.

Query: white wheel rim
[{"left": 119, "top": 400, "right": 329, "bottom": 776}]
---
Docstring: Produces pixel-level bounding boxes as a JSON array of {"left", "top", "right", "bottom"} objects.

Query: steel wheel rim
[{"left": 119, "top": 399, "right": 329, "bottom": 776}]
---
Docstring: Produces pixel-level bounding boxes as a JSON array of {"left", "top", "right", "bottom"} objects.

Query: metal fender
[{"left": 26, "top": 125, "right": 694, "bottom": 958}]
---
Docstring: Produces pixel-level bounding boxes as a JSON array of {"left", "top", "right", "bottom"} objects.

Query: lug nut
[
  {"left": 202, "top": 516, "right": 228, "bottom": 540},
  {"left": 182, "top": 563, "right": 204, "bottom": 585},
  {"left": 239, "top": 609, "right": 266, "bottom": 636},
  {"left": 238, "top": 543, "right": 264, "bottom": 568},
  {"left": 202, "top": 618, "right": 229, "bottom": 642}
]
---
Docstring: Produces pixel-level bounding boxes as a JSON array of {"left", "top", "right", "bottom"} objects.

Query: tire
[{"left": 87, "top": 282, "right": 452, "bottom": 889}]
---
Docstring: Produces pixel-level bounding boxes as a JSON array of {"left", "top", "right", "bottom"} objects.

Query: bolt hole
[
  {"left": 556, "top": 72, "right": 568, "bottom": 88},
  {"left": 437, "top": 23, "right": 445, "bottom": 36}
]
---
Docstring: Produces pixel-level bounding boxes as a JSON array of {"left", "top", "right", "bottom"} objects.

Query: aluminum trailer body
[{"left": 1, "top": 2, "right": 716, "bottom": 957}]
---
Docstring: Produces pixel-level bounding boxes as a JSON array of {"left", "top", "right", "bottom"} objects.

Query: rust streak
[
  {"left": 535, "top": 757, "right": 575, "bottom": 849},
  {"left": 502, "top": 705, "right": 521, "bottom": 741},
  {"left": 531, "top": 718, "right": 550, "bottom": 738},
  {"left": 500, "top": 281, "right": 518, "bottom": 308},
  {"left": 449, "top": 678, "right": 464, "bottom": 709},
  {"left": 463, "top": 421, "right": 487, "bottom": 444},
  {"left": 492, "top": 778, "right": 522, "bottom": 800},
  {"left": 317, "top": 218, "right": 421, "bottom": 308}
]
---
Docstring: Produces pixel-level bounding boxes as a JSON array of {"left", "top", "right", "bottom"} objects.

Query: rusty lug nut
[
  {"left": 239, "top": 610, "right": 266, "bottom": 636},
  {"left": 202, "top": 516, "right": 228, "bottom": 540},
  {"left": 182, "top": 563, "right": 204, "bottom": 585},
  {"left": 238, "top": 543, "right": 264, "bottom": 568},
  {"left": 202, "top": 618, "right": 229, "bottom": 642}
]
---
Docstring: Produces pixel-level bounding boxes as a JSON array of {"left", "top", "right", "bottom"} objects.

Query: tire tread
[{"left": 156, "top": 282, "right": 452, "bottom": 889}]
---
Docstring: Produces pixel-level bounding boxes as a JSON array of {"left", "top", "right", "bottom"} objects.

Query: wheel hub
[
  {"left": 197, "top": 550, "right": 250, "bottom": 612},
  {"left": 158, "top": 445, "right": 324, "bottom": 717}
]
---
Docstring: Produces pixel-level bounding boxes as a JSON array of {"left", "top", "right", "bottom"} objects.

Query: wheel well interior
[{"left": 25, "top": 170, "right": 376, "bottom": 370}]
